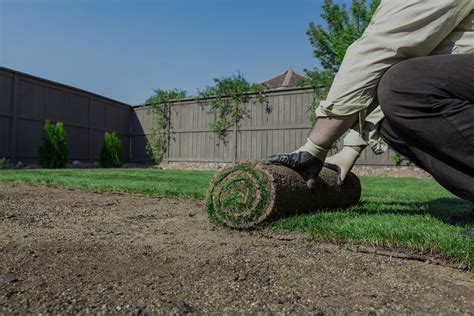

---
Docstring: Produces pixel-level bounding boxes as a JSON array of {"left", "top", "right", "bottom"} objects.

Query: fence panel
[
  {"left": 0, "top": 67, "right": 132, "bottom": 163},
  {"left": 235, "top": 89, "right": 312, "bottom": 161},
  {"left": 0, "top": 70, "right": 13, "bottom": 158},
  {"left": 133, "top": 87, "right": 395, "bottom": 166}
]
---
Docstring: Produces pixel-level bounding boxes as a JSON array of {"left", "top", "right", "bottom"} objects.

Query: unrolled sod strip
[{"left": 204, "top": 160, "right": 361, "bottom": 229}]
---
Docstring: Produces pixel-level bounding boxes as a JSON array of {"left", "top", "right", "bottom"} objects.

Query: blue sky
[{"left": 1, "top": 0, "right": 349, "bottom": 105}]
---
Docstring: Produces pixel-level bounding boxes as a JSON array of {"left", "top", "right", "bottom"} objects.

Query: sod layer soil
[{"left": 0, "top": 183, "right": 473, "bottom": 314}]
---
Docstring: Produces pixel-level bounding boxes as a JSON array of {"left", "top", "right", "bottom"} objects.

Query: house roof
[{"left": 261, "top": 67, "right": 308, "bottom": 89}]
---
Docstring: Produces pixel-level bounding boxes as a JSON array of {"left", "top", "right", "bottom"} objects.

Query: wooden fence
[
  {"left": 132, "top": 87, "right": 397, "bottom": 165},
  {"left": 0, "top": 67, "right": 396, "bottom": 166},
  {"left": 0, "top": 67, "right": 132, "bottom": 163}
]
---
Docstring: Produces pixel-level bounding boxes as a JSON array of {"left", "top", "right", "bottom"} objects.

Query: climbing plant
[
  {"left": 198, "top": 73, "right": 267, "bottom": 139},
  {"left": 145, "top": 89, "right": 187, "bottom": 163}
]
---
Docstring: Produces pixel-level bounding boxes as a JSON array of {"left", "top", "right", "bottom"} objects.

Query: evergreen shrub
[
  {"left": 100, "top": 131, "right": 122, "bottom": 168},
  {"left": 39, "top": 120, "right": 68, "bottom": 168}
]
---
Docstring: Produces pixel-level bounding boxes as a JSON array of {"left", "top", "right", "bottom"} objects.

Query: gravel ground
[
  {"left": 0, "top": 183, "right": 472, "bottom": 314},
  {"left": 158, "top": 162, "right": 431, "bottom": 178}
]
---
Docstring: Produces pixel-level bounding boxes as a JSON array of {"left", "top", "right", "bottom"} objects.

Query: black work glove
[{"left": 265, "top": 151, "right": 323, "bottom": 190}]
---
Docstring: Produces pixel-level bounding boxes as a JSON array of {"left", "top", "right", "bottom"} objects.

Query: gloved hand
[
  {"left": 324, "top": 146, "right": 361, "bottom": 185},
  {"left": 265, "top": 138, "right": 329, "bottom": 190}
]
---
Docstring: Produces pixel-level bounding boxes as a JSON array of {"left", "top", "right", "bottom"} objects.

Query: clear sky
[{"left": 1, "top": 0, "right": 349, "bottom": 105}]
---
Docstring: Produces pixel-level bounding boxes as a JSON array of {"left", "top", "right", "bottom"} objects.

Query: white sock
[{"left": 293, "top": 138, "right": 330, "bottom": 162}]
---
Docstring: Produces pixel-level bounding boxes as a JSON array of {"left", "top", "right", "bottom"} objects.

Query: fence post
[
  {"left": 233, "top": 120, "right": 238, "bottom": 163},
  {"left": 129, "top": 107, "right": 133, "bottom": 162},
  {"left": 9, "top": 73, "right": 19, "bottom": 164},
  {"left": 166, "top": 103, "right": 171, "bottom": 162},
  {"left": 88, "top": 95, "right": 93, "bottom": 162}
]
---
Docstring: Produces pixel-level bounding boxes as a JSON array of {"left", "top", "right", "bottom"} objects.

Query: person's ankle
[{"left": 294, "top": 138, "right": 330, "bottom": 162}]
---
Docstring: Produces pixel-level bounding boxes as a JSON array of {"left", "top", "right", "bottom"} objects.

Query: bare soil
[{"left": 0, "top": 183, "right": 473, "bottom": 314}]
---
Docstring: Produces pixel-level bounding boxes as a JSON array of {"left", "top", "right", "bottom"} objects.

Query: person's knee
[
  {"left": 377, "top": 56, "right": 448, "bottom": 118},
  {"left": 377, "top": 59, "right": 416, "bottom": 118}
]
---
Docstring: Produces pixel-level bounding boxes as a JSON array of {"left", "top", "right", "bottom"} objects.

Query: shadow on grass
[{"left": 356, "top": 198, "right": 473, "bottom": 227}]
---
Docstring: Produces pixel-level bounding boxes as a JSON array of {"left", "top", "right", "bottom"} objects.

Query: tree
[
  {"left": 146, "top": 89, "right": 188, "bottom": 163},
  {"left": 304, "top": 0, "right": 380, "bottom": 122}
]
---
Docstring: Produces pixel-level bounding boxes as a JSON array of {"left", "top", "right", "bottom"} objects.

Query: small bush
[
  {"left": 0, "top": 157, "right": 11, "bottom": 169},
  {"left": 39, "top": 121, "right": 68, "bottom": 168},
  {"left": 390, "top": 153, "right": 412, "bottom": 166},
  {"left": 100, "top": 131, "right": 122, "bottom": 168}
]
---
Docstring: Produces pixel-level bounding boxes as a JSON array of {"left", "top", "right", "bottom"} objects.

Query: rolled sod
[{"left": 204, "top": 160, "right": 361, "bottom": 229}]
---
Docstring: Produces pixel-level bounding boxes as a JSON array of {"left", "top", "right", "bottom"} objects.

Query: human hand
[
  {"left": 324, "top": 146, "right": 361, "bottom": 185},
  {"left": 265, "top": 151, "right": 323, "bottom": 190}
]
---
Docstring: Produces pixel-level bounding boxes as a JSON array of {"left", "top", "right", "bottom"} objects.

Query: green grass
[
  {"left": 0, "top": 168, "right": 472, "bottom": 271},
  {"left": 0, "top": 168, "right": 214, "bottom": 199},
  {"left": 271, "top": 177, "right": 474, "bottom": 271}
]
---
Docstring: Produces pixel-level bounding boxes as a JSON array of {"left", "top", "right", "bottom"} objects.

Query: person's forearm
[{"left": 308, "top": 113, "right": 359, "bottom": 149}]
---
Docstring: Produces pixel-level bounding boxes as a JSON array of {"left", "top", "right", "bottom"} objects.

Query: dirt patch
[{"left": 0, "top": 183, "right": 472, "bottom": 314}]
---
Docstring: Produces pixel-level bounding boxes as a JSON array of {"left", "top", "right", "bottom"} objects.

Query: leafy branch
[
  {"left": 198, "top": 73, "right": 267, "bottom": 139},
  {"left": 145, "top": 89, "right": 187, "bottom": 163},
  {"left": 390, "top": 153, "right": 413, "bottom": 166}
]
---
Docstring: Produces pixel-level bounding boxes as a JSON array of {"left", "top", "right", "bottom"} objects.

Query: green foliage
[
  {"left": 146, "top": 89, "right": 187, "bottom": 163},
  {"left": 304, "top": 0, "right": 381, "bottom": 123},
  {"left": 307, "top": 0, "right": 381, "bottom": 74},
  {"left": 390, "top": 153, "right": 413, "bottom": 166},
  {"left": 0, "top": 157, "right": 11, "bottom": 169},
  {"left": 39, "top": 120, "right": 68, "bottom": 168},
  {"left": 198, "top": 73, "right": 267, "bottom": 138},
  {"left": 145, "top": 75, "right": 267, "bottom": 154},
  {"left": 100, "top": 131, "right": 123, "bottom": 168}
]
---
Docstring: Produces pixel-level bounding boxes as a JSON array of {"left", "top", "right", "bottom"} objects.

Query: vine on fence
[
  {"left": 198, "top": 73, "right": 268, "bottom": 139},
  {"left": 145, "top": 89, "right": 187, "bottom": 163}
]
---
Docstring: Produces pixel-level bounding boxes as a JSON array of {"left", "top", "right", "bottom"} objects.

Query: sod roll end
[{"left": 204, "top": 160, "right": 361, "bottom": 229}]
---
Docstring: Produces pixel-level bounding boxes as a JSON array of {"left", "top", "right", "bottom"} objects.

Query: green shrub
[
  {"left": 100, "top": 131, "right": 122, "bottom": 168},
  {"left": 0, "top": 157, "right": 11, "bottom": 169},
  {"left": 39, "top": 121, "right": 68, "bottom": 168},
  {"left": 390, "top": 153, "right": 413, "bottom": 166}
]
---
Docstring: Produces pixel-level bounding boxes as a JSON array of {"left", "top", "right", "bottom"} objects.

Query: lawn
[
  {"left": 0, "top": 168, "right": 213, "bottom": 199},
  {"left": 0, "top": 168, "right": 472, "bottom": 271}
]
